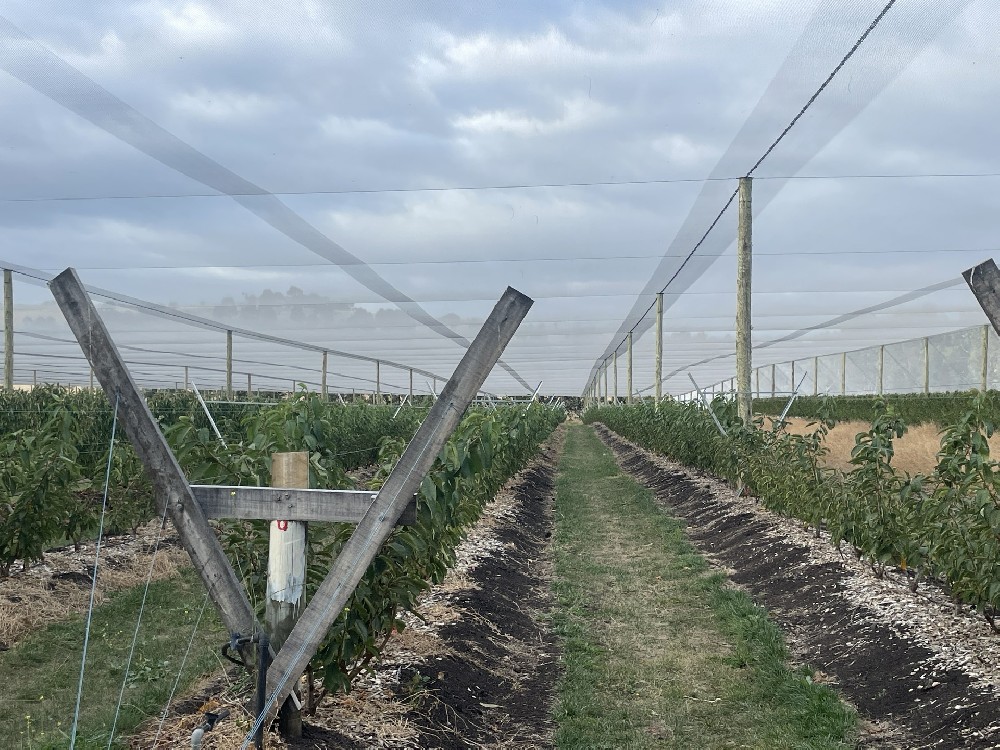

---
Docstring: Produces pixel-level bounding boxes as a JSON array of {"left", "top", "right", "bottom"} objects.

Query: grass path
[
  {"left": 551, "top": 424, "right": 857, "bottom": 749},
  {"left": 0, "top": 567, "right": 225, "bottom": 749}
]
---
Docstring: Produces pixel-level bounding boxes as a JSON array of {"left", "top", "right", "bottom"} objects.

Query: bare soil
[
  {"left": 141, "top": 434, "right": 563, "bottom": 749},
  {"left": 594, "top": 423, "right": 1000, "bottom": 750}
]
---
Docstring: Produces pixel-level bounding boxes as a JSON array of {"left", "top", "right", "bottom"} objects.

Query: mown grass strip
[
  {"left": 552, "top": 424, "right": 856, "bottom": 749},
  {"left": 0, "top": 567, "right": 225, "bottom": 749}
]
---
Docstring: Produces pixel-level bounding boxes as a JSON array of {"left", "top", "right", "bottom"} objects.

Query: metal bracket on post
[{"left": 687, "top": 373, "right": 727, "bottom": 437}]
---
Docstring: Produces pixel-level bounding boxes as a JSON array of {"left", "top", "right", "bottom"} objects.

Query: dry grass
[
  {"left": 780, "top": 418, "right": 1000, "bottom": 475},
  {"left": 0, "top": 520, "right": 188, "bottom": 649}
]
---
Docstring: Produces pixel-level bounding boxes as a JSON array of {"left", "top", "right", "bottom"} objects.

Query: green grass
[
  {"left": 0, "top": 567, "right": 226, "bottom": 749},
  {"left": 552, "top": 424, "right": 857, "bottom": 749}
]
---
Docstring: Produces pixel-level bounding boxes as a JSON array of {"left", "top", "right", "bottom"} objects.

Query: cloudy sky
[{"left": 1, "top": 0, "right": 998, "bottom": 395}]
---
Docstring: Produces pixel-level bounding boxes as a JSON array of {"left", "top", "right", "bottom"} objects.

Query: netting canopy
[{"left": 1, "top": 0, "right": 999, "bottom": 396}]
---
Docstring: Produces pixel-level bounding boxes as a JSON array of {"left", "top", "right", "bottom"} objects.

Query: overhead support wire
[{"left": 585, "top": 0, "right": 973, "bottom": 395}]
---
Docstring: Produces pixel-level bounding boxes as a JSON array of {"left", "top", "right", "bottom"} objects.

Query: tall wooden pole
[
  {"left": 735, "top": 176, "right": 752, "bottom": 424},
  {"left": 247, "top": 372, "right": 252, "bottom": 397},
  {"left": 375, "top": 360, "right": 381, "bottom": 400},
  {"left": 655, "top": 292, "right": 663, "bottom": 405},
  {"left": 813, "top": 356, "right": 819, "bottom": 396},
  {"left": 409, "top": 368, "right": 413, "bottom": 399},
  {"left": 3, "top": 269, "right": 12, "bottom": 390},
  {"left": 877, "top": 344, "right": 884, "bottom": 396},
  {"left": 613, "top": 350, "right": 618, "bottom": 402},
  {"left": 226, "top": 329, "right": 233, "bottom": 399},
  {"left": 603, "top": 361, "right": 609, "bottom": 404},
  {"left": 321, "top": 351, "right": 328, "bottom": 398},
  {"left": 841, "top": 352, "right": 847, "bottom": 395},
  {"left": 982, "top": 324, "right": 989, "bottom": 391},
  {"left": 626, "top": 331, "right": 633, "bottom": 404},
  {"left": 267, "top": 451, "right": 307, "bottom": 738},
  {"left": 923, "top": 337, "right": 930, "bottom": 394}
]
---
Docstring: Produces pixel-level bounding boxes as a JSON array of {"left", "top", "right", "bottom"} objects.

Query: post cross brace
[
  {"left": 191, "top": 486, "right": 417, "bottom": 525},
  {"left": 48, "top": 268, "right": 534, "bottom": 729}
]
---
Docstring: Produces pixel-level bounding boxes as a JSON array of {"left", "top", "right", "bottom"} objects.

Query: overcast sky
[{"left": 1, "top": 0, "right": 998, "bottom": 395}]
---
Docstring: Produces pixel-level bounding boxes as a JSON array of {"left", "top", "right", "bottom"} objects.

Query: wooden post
[
  {"left": 626, "top": 331, "right": 633, "bottom": 404},
  {"left": 923, "top": 337, "right": 930, "bottom": 393},
  {"left": 603, "top": 361, "right": 609, "bottom": 404},
  {"left": 735, "top": 176, "right": 752, "bottom": 424},
  {"left": 48, "top": 269, "right": 257, "bottom": 650},
  {"left": 267, "top": 452, "right": 308, "bottom": 738},
  {"left": 32, "top": 369, "right": 36, "bottom": 387},
  {"left": 770, "top": 363, "right": 776, "bottom": 398},
  {"left": 813, "top": 356, "right": 819, "bottom": 396},
  {"left": 247, "top": 372, "right": 252, "bottom": 397},
  {"left": 226, "top": 329, "right": 233, "bottom": 399},
  {"left": 375, "top": 360, "right": 381, "bottom": 400},
  {"left": 3, "top": 268, "right": 12, "bottom": 390},
  {"left": 613, "top": 350, "right": 618, "bottom": 402},
  {"left": 655, "top": 292, "right": 663, "bottom": 405},
  {"left": 184, "top": 366, "right": 189, "bottom": 391},
  {"left": 982, "top": 324, "right": 989, "bottom": 391},
  {"left": 790, "top": 360, "right": 795, "bottom": 395},
  {"left": 409, "top": 368, "right": 413, "bottom": 399},
  {"left": 321, "top": 351, "right": 328, "bottom": 398},
  {"left": 841, "top": 352, "right": 847, "bottom": 395},
  {"left": 754, "top": 367, "right": 760, "bottom": 400},
  {"left": 89, "top": 366, "right": 94, "bottom": 390},
  {"left": 877, "top": 345, "right": 884, "bottom": 395},
  {"left": 264, "top": 287, "right": 533, "bottom": 720}
]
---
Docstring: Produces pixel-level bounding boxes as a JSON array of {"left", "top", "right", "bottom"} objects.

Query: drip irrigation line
[
  {"left": 69, "top": 391, "right": 119, "bottom": 750},
  {"left": 151, "top": 592, "right": 211, "bottom": 748}
]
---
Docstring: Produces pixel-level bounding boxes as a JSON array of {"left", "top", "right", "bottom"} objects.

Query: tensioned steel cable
[{"left": 0, "top": 16, "right": 531, "bottom": 391}]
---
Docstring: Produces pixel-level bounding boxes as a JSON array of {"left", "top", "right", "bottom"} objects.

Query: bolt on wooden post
[{"left": 267, "top": 451, "right": 308, "bottom": 738}]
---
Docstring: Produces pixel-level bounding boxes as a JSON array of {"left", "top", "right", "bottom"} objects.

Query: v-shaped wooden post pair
[{"left": 49, "top": 268, "right": 532, "bottom": 726}]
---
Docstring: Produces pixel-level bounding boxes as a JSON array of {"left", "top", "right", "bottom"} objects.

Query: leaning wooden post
[
  {"left": 267, "top": 451, "right": 308, "bottom": 738},
  {"left": 963, "top": 262, "right": 1000, "bottom": 392},
  {"left": 48, "top": 269, "right": 257, "bottom": 652},
  {"left": 226, "top": 329, "right": 233, "bottom": 399},
  {"left": 655, "top": 292, "right": 663, "bottom": 406},
  {"left": 261, "top": 287, "right": 533, "bottom": 722},
  {"left": 321, "top": 351, "right": 328, "bottom": 398},
  {"left": 626, "top": 331, "right": 633, "bottom": 404},
  {"left": 981, "top": 324, "right": 989, "bottom": 392},
  {"left": 3, "top": 268, "right": 12, "bottom": 390},
  {"left": 735, "top": 175, "right": 752, "bottom": 425}
]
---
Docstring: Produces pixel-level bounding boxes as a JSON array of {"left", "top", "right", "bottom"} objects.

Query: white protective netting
[{"left": 0, "top": 1, "right": 998, "bottom": 396}]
